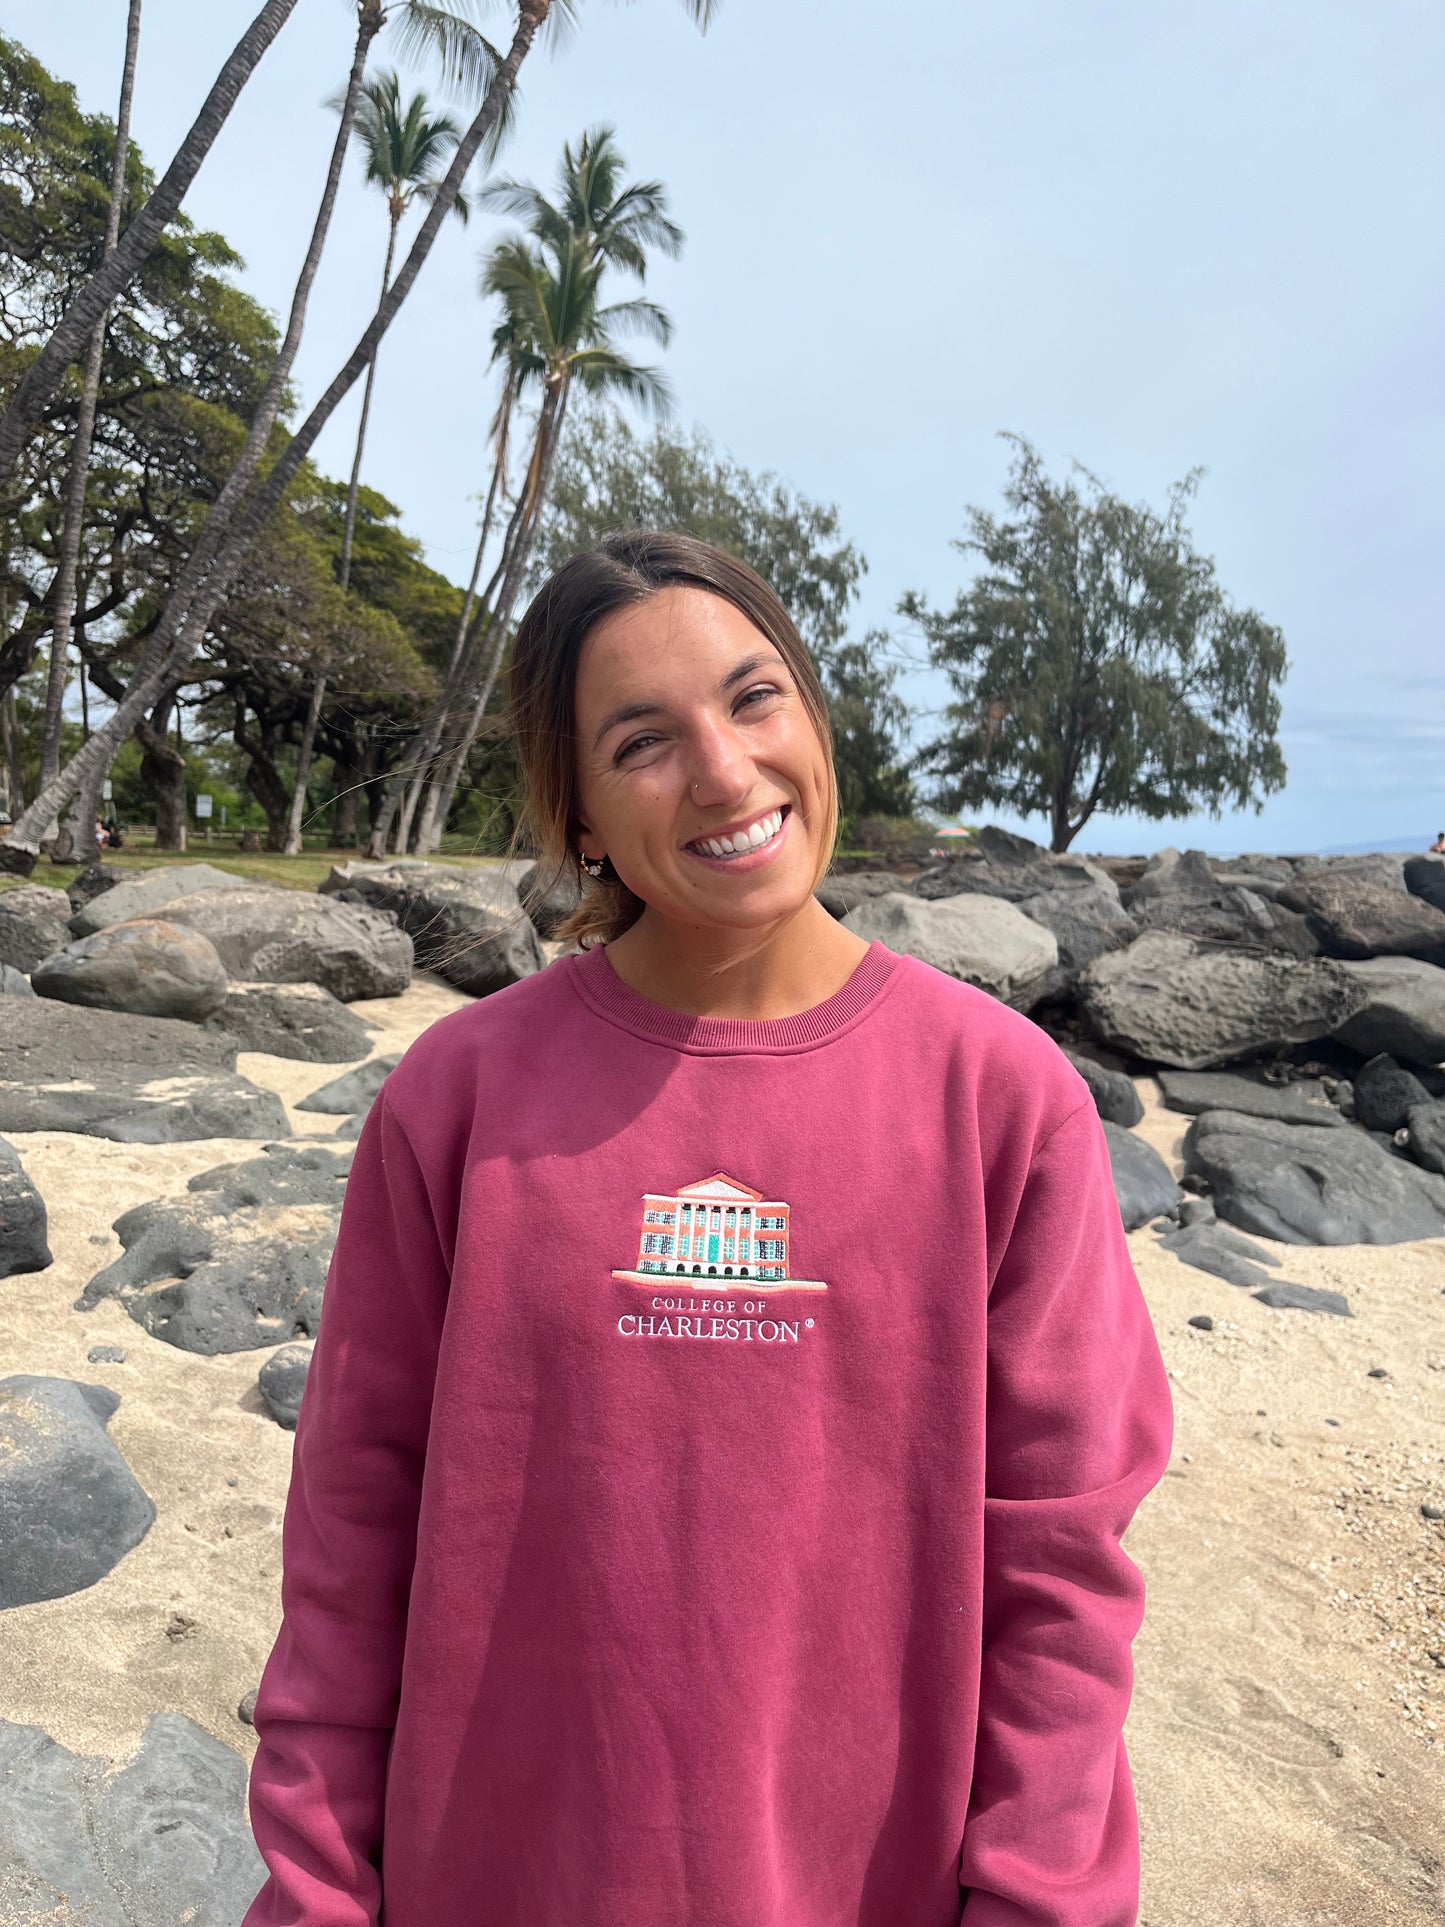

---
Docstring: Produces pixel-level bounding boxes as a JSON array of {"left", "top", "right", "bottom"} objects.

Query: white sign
[
  {"left": 195, "top": 794, "right": 213, "bottom": 819},
  {"left": 101, "top": 780, "right": 112, "bottom": 800}
]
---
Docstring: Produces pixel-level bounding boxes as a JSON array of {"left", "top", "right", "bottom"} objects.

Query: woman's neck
[{"left": 601, "top": 896, "right": 871, "bottom": 1020}]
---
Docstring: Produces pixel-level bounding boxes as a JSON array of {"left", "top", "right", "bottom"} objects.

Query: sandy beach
[{"left": 2, "top": 971, "right": 1442, "bottom": 1924}]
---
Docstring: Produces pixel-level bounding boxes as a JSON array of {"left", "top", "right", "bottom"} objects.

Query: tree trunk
[
  {"left": 0, "top": 0, "right": 301, "bottom": 485},
  {"left": 0, "top": 1, "right": 387, "bottom": 872},
  {"left": 331, "top": 746, "right": 360, "bottom": 847},
  {"left": 135, "top": 687, "right": 188, "bottom": 851},
  {"left": 1, "top": 3, "right": 541, "bottom": 872},
  {"left": 338, "top": 213, "right": 399, "bottom": 591},
  {"left": 239, "top": 725, "right": 292, "bottom": 852},
  {"left": 63, "top": 753, "right": 109, "bottom": 867},
  {"left": 1, "top": 687, "right": 24, "bottom": 817},
  {"left": 38, "top": 0, "right": 143, "bottom": 822},
  {"left": 390, "top": 414, "right": 513, "bottom": 854},
  {"left": 415, "top": 378, "right": 568, "bottom": 852},
  {"left": 282, "top": 671, "right": 326, "bottom": 855}
]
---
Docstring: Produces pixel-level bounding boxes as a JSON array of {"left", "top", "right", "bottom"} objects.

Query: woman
[{"left": 244, "top": 532, "right": 1172, "bottom": 1927}]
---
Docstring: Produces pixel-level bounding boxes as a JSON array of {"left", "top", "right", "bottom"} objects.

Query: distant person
[
  {"left": 242, "top": 532, "right": 1173, "bottom": 1927},
  {"left": 1430, "top": 830, "right": 1445, "bottom": 854}
]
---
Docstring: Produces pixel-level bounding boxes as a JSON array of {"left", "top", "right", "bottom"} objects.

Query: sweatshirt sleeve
[
  {"left": 243, "top": 1088, "right": 451, "bottom": 1926},
  {"left": 959, "top": 1097, "right": 1173, "bottom": 1927}
]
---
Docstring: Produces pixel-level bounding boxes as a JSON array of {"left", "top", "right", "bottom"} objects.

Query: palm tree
[
  {"left": 40, "top": 0, "right": 144, "bottom": 858},
  {"left": 337, "top": 71, "right": 471, "bottom": 588},
  {"left": 405, "top": 129, "right": 679, "bottom": 852}
]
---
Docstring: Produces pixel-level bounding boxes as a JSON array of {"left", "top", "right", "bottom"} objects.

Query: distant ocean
[{"left": 1318, "top": 836, "right": 1437, "bottom": 855}]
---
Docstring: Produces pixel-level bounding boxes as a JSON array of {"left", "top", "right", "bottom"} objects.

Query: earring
[{"left": 580, "top": 853, "right": 606, "bottom": 880}]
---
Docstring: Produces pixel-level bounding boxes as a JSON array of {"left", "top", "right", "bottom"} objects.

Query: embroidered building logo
[{"left": 611, "top": 1173, "right": 827, "bottom": 1293}]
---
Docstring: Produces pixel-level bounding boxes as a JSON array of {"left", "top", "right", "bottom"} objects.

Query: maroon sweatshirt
[{"left": 243, "top": 939, "right": 1172, "bottom": 1926}]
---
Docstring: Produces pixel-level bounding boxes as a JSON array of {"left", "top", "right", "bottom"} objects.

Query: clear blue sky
[{"left": 18, "top": 0, "right": 1445, "bottom": 853}]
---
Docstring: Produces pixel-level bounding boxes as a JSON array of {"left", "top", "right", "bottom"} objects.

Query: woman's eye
[
  {"left": 615, "top": 733, "right": 661, "bottom": 763},
  {"left": 737, "top": 683, "right": 782, "bottom": 712}
]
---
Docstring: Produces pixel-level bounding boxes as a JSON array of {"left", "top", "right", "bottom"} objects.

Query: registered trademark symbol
[{"left": 805, "top": 1318, "right": 814, "bottom": 1328}]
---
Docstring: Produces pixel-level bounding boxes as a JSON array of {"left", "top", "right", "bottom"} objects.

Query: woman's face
[{"left": 572, "top": 585, "right": 834, "bottom": 935}]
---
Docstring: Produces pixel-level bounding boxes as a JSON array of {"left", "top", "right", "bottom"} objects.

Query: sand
[{"left": 1, "top": 978, "right": 1442, "bottom": 1924}]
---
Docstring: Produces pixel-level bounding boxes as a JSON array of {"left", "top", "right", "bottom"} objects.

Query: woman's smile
[{"left": 684, "top": 804, "right": 790, "bottom": 867}]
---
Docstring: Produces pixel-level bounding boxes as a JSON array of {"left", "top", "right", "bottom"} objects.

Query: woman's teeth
[{"left": 692, "top": 808, "right": 784, "bottom": 859}]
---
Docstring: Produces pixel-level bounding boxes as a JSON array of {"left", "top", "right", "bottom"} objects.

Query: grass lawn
[{"left": 0, "top": 837, "right": 515, "bottom": 896}]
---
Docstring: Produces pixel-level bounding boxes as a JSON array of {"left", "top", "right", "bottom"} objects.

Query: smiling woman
[
  {"left": 241, "top": 528, "right": 1172, "bottom": 1927},
  {"left": 508, "top": 529, "right": 865, "bottom": 1016}
]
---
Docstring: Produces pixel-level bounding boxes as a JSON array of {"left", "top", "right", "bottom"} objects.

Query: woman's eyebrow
[
  {"left": 592, "top": 700, "right": 665, "bottom": 750},
  {"left": 719, "top": 652, "right": 774, "bottom": 691}
]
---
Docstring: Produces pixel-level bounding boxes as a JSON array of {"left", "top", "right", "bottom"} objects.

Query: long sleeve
[
  {"left": 243, "top": 1089, "right": 451, "bottom": 1926},
  {"left": 959, "top": 1098, "right": 1173, "bottom": 1927}
]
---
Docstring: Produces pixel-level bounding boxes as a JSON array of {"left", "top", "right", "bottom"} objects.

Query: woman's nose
[{"left": 686, "top": 720, "right": 753, "bottom": 810}]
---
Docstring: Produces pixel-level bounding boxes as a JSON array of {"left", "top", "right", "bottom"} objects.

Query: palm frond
[
  {"left": 566, "top": 347, "right": 674, "bottom": 421},
  {"left": 389, "top": 2, "right": 504, "bottom": 104},
  {"left": 595, "top": 296, "right": 673, "bottom": 347}
]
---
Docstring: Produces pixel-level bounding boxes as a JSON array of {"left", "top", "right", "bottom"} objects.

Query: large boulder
[
  {"left": 1351, "top": 1054, "right": 1433, "bottom": 1134},
  {"left": 32, "top": 917, "right": 228, "bottom": 1021},
  {"left": 0, "top": 1713, "right": 264, "bottom": 1923},
  {"left": 1122, "top": 848, "right": 1315, "bottom": 951},
  {"left": 1079, "top": 932, "right": 1366, "bottom": 1069},
  {"left": 0, "top": 1135, "right": 52, "bottom": 1277},
  {"left": 0, "top": 1377, "right": 155, "bottom": 1608},
  {"left": 0, "top": 998, "right": 289, "bottom": 1144},
  {"left": 1065, "top": 1051, "right": 1144, "bottom": 1128},
  {"left": 1403, "top": 854, "right": 1445, "bottom": 914},
  {"left": 1181, "top": 1109, "right": 1445, "bottom": 1244},
  {"left": 0, "top": 882, "right": 73, "bottom": 971},
  {"left": 815, "top": 870, "right": 907, "bottom": 920},
  {"left": 201, "top": 981, "right": 376, "bottom": 1063},
  {"left": 0, "top": 962, "right": 34, "bottom": 996},
  {"left": 77, "top": 1141, "right": 352, "bottom": 1354},
  {"left": 63, "top": 861, "right": 145, "bottom": 913},
  {"left": 842, "top": 891, "right": 1057, "bottom": 1008},
  {"left": 294, "top": 1052, "right": 400, "bottom": 1118},
  {"left": 1406, "top": 1100, "right": 1445, "bottom": 1175},
  {"left": 1132, "top": 882, "right": 1318, "bottom": 956},
  {"left": 1331, "top": 957, "right": 1445, "bottom": 1065},
  {"left": 916, "top": 826, "right": 1121, "bottom": 907},
  {"left": 515, "top": 859, "right": 586, "bottom": 938},
  {"left": 67, "top": 861, "right": 247, "bottom": 938},
  {"left": 1014, "top": 883, "right": 1137, "bottom": 998},
  {"left": 1101, "top": 1120, "right": 1183, "bottom": 1229},
  {"left": 1156, "top": 1068, "right": 1346, "bottom": 1128},
  {"left": 322, "top": 862, "right": 543, "bottom": 997},
  {"left": 1276, "top": 866, "right": 1445, "bottom": 962},
  {"left": 160, "top": 884, "right": 412, "bottom": 1001}
]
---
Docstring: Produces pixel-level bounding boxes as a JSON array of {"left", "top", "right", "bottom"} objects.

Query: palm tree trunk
[
  {"left": 391, "top": 430, "right": 514, "bottom": 855},
  {"left": 281, "top": 669, "right": 327, "bottom": 855},
  {"left": 0, "top": 0, "right": 301, "bottom": 485},
  {"left": 0, "top": 0, "right": 393, "bottom": 874},
  {"left": 38, "top": 0, "right": 143, "bottom": 828},
  {"left": 416, "top": 378, "right": 567, "bottom": 852},
  {"left": 338, "top": 212, "right": 399, "bottom": 590}
]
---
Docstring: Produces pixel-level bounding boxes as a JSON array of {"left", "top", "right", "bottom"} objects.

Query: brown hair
[{"left": 508, "top": 529, "right": 838, "bottom": 948}]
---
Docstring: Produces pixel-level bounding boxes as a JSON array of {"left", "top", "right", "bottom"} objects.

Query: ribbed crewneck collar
[{"left": 564, "top": 938, "right": 902, "bottom": 1056}]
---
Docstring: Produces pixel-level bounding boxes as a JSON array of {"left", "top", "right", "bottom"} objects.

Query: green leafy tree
[
  {"left": 903, "top": 436, "right": 1288, "bottom": 852},
  {"left": 534, "top": 406, "right": 914, "bottom": 818}
]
